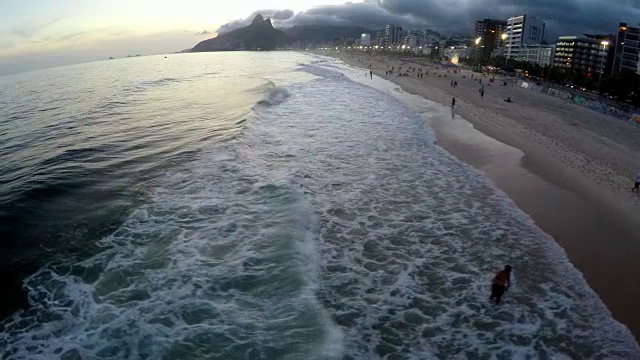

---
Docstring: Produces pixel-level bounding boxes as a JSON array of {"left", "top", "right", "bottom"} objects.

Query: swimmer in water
[{"left": 490, "top": 265, "right": 512, "bottom": 304}]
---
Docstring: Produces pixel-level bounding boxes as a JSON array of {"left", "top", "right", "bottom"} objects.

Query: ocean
[{"left": 0, "top": 52, "right": 638, "bottom": 359}]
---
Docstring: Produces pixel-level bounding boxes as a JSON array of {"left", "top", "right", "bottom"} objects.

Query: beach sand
[{"left": 317, "top": 50, "right": 640, "bottom": 340}]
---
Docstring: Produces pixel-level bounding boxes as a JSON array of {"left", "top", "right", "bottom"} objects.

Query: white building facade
[
  {"left": 505, "top": 15, "right": 546, "bottom": 59},
  {"left": 404, "top": 35, "right": 418, "bottom": 48},
  {"left": 360, "top": 33, "right": 371, "bottom": 46},
  {"left": 517, "top": 45, "right": 555, "bottom": 67}
]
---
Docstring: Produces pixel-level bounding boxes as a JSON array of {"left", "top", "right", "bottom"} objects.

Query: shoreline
[{"left": 317, "top": 50, "right": 640, "bottom": 340}]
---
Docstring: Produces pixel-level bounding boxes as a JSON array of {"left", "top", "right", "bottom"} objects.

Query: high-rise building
[
  {"left": 384, "top": 25, "right": 406, "bottom": 47},
  {"left": 612, "top": 23, "right": 640, "bottom": 74},
  {"left": 505, "top": 15, "right": 545, "bottom": 59},
  {"left": 409, "top": 30, "right": 424, "bottom": 46},
  {"left": 383, "top": 25, "right": 406, "bottom": 47},
  {"left": 376, "top": 31, "right": 384, "bottom": 47},
  {"left": 395, "top": 27, "right": 405, "bottom": 45},
  {"left": 384, "top": 25, "right": 396, "bottom": 47},
  {"left": 554, "top": 36, "right": 610, "bottom": 75},
  {"left": 474, "top": 19, "right": 507, "bottom": 57},
  {"left": 360, "top": 33, "right": 371, "bottom": 46},
  {"left": 585, "top": 33, "right": 615, "bottom": 74}
]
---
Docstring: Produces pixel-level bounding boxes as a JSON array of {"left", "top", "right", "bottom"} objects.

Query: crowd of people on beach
[
  {"left": 334, "top": 52, "right": 640, "bottom": 311},
  {"left": 351, "top": 52, "right": 640, "bottom": 216}
]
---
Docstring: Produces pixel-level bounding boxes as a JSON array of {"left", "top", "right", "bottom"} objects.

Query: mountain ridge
[{"left": 191, "top": 14, "right": 290, "bottom": 52}]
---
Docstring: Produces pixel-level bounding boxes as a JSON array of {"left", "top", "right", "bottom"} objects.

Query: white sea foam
[
  {"left": 257, "top": 87, "right": 291, "bottom": 107},
  {"left": 1, "top": 124, "right": 343, "bottom": 359},
  {"left": 294, "top": 58, "right": 640, "bottom": 357},
  {"left": 1, "top": 54, "right": 639, "bottom": 360}
]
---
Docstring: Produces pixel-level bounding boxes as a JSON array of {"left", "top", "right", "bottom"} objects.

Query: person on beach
[
  {"left": 451, "top": 97, "right": 456, "bottom": 109},
  {"left": 632, "top": 172, "right": 640, "bottom": 192},
  {"left": 454, "top": 81, "right": 458, "bottom": 88},
  {"left": 370, "top": 70, "right": 373, "bottom": 80},
  {"left": 490, "top": 265, "right": 512, "bottom": 304}
]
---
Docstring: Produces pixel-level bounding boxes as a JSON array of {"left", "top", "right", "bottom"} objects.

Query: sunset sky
[
  {"left": 0, "top": 0, "right": 344, "bottom": 74},
  {"left": 1, "top": 0, "right": 639, "bottom": 75}
]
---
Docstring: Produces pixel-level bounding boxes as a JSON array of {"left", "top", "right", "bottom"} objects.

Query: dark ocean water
[{"left": 0, "top": 52, "right": 638, "bottom": 359}]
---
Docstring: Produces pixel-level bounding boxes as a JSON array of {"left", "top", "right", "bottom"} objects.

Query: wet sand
[{"left": 318, "top": 50, "right": 640, "bottom": 340}]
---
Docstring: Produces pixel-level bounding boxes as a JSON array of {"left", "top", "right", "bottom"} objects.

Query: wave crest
[{"left": 257, "top": 87, "right": 290, "bottom": 107}]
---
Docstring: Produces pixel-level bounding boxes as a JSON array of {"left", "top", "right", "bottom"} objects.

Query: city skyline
[{"left": 1, "top": 0, "right": 640, "bottom": 75}]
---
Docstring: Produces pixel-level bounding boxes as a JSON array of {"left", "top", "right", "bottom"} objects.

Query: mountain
[
  {"left": 191, "top": 15, "right": 290, "bottom": 52},
  {"left": 282, "top": 25, "right": 372, "bottom": 43}
]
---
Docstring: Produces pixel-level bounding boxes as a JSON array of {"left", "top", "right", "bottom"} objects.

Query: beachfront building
[
  {"left": 360, "top": 33, "right": 371, "bottom": 46},
  {"left": 554, "top": 36, "right": 610, "bottom": 75},
  {"left": 585, "top": 34, "right": 615, "bottom": 74},
  {"left": 612, "top": 22, "right": 640, "bottom": 74},
  {"left": 404, "top": 35, "right": 416, "bottom": 48},
  {"left": 474, "top": 18, "right": 507, "bottom": 57},
  {"left": 384, "top": 25, "right": 396, "bottom": 47},
  {"left": 396, "top": 28, "right": 406, "bottom": 46},
  {"left": 376, "top": 31, "right": 384, "bottom": 47},
  {"left": 384, "top": 25, "right": 404, "bottom": 47},
  {"left": 504, "top": 15, "right": 546, "bottom": 59},
  {"left": 404, "top": 34, "right": 423, "bottom": 48},
  {"left": 517, "top": 44, "right": 556, "bottom": 67}
]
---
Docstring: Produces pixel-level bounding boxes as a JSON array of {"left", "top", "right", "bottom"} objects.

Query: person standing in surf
[
  {"left": 490, "top": 265, "right": 512, "bottom": 304},
  {"left": 451, "top": 97, "right": 456, "bottom": 110},
  {"left": 632, "top": 172, "right": 640, "bottom": 192}
]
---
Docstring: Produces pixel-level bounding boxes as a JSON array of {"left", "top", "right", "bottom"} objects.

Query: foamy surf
[
  {"left": 304, "top": 57, "right": 640, "bottom": 357},
  {"left": 1, "top": 52, "right": 638, "bottom": 359},
  {"left": 1, "top": 130, "right": 343, "bottom": 359}
]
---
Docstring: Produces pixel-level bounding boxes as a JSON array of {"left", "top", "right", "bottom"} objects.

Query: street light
[
  {"left": 599, "top": 40, "right": 610, "bottom": 91},
  {"left": 501, "top": 33, "right": 508, "bottom": 40},
  {"left": 475, "top": 37, "right": 482, "bottom": 45}
]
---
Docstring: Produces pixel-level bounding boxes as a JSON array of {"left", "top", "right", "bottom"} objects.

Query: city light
[
  {"left": 501, "top": 33, "right": 508, "bottom": 40},
  {"left": 475, "top": 37, "right": 481, "bottom": 45},
  {"left": 601, "top": 40, "right": 610, "bottom": 46}
]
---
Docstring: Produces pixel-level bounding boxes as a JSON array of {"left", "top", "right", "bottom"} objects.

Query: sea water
[{"left": 0, "top": 52, "right": 638, "bottom": 359}]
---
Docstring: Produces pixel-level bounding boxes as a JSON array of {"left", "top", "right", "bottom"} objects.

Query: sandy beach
[{"left": 318, "top": 50, "right": 640, "bottom": 340}]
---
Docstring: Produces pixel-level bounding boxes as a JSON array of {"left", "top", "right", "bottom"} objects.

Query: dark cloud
[
  {"left": 278, "top": 2, "right": 424, "bottom": 29},
  {"left": 216, "top": 9, "right": 295, "bottom": 34},
  {"left": 218, "top": 0, "right": 640, "bottom": 40},
  {"left": 374, "top": 0, "right": 640, "bottom": 37}
]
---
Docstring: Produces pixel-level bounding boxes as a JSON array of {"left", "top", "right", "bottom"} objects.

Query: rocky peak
[{"left": 252, "top": 14, "right": 265, "bottom": 25}]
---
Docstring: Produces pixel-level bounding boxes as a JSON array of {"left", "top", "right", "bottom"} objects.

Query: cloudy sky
[{"left": 1, "top": 0, "right": 639, "bottom": 75}]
